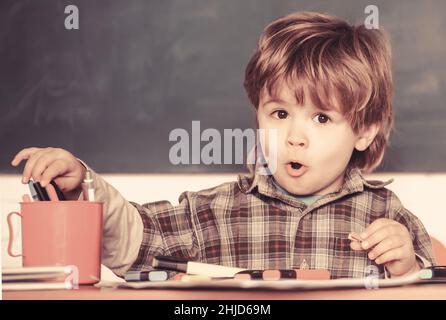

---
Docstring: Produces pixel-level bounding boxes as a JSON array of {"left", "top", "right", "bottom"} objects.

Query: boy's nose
[
  {"left": 287, "top": 133, "right": 308, "bottom": 148},
  {"left": 287, "top": 138, "right": 307, "bottom": 148}
]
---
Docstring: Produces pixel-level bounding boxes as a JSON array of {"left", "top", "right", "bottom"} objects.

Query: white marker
[{"left": 82, "top": 170, "right": 95, "bottom": 201}]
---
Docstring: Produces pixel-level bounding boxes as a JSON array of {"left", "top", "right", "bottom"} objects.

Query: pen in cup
[
  {"left": 49, "top": 180, "right": 66, "bottom": 200},
  {"left": 82, "top": 170, "right": 95, "bottom": 201},
  {"left": 22, "top": 194, "right": 32, "bottom": 203},
  {"left": 27, "top": 181, "right": 39, "bottom": 201},
  {"left": 45, "top": 184, "right": 60, "bottom": 201},
  {"left": 32, "top": 181, "right": 50, "bottom": 201}
]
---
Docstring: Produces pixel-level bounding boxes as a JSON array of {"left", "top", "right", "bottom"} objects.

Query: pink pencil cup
[{"left": 7, "top": 201, "right": 103, "bottom": 285}]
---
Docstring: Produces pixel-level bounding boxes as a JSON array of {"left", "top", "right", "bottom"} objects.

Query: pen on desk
[
  {"left": 27, "top": 181, "right": 39, "bottom": 201},
  {"left": 294, "top": 269, "right": 331, "bottom": 280},
  {"left": 420, "top": 266, "right": 446, "bottom": 281},
  {"left": 234, "top": 269, "right": 331, "bottom": 281},
  {"left": 234, "top": 270, "right": 263, "bottom": 280},
  {"left": 152, "top": 256, "right": 246, "bottom": 278},
  {"left": 124, "top": 270, "right": 171, "bottom": 282},
  {"left": 262, "top": 269, "right": 297, "bottom": 280},
  {"left": 179, "top": 275, "right": 233, "bottom": 282},
  {"left": 82, "top": 170, "right": 95, "bottom": 201}
]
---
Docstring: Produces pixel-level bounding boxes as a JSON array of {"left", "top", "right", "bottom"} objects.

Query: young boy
[{"left": 12, "top": 12, "right": 435, "bottom": 279}]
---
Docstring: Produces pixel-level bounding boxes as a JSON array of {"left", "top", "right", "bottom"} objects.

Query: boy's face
[{"left": 257, "top": 81, "right": 370, "bottom": 196}]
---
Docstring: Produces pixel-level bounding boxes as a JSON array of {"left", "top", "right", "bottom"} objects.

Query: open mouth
[
  {"left": 290, "top": 162, "right": 302, "bottom": 170},
  {"left": 286, "top": 161, "right": 307, "bottom": 177}
]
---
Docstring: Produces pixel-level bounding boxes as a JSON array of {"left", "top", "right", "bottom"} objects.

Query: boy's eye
[
  {"left": 272, "top": 110, "right": 288, "bottom": 119},
  {"left": 313, "top": 113, "right": 331, "bottom": 124}
]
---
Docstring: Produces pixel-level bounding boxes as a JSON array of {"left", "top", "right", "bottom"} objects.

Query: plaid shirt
[{"left": 128, "top": 166, "right": 435, "bottom": 279}]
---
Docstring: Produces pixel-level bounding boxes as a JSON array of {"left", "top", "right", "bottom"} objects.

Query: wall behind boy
[{"left": 1, "top": 0, "right": 445, "bottom": 173}]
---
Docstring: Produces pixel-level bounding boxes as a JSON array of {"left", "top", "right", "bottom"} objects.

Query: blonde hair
[{"left": 244, "top": 12, "right": 394, "bottom": 173}]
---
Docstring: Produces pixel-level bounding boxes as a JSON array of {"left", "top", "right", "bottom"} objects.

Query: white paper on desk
[
  {"left": 2, "top": 266, "right": 68, "bottom": 275},
  {"left": 2, "top": 282, "right": 72, "bottom": 291},
  {"left": 96, "top": 271, "right": 422, "bottom": 290},
  {"left": 2, "top": 266, "right": 71, "bottom": 282}
]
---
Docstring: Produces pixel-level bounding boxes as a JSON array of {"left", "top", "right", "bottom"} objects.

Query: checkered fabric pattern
[{"left": 129, "top": 166, "right": 435, "bottom": 279}]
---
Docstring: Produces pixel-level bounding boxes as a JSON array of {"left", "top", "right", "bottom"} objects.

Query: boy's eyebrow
[{"left": 263, "top": 98, "right": 340, "bottom": 114}]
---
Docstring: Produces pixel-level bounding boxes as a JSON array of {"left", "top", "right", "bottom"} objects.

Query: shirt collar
[{"left": 237, "top": 163, "right": 394, "bottom": 209}]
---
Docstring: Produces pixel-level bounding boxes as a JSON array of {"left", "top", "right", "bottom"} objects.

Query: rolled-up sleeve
[
  {"left": 76, "top": 160, "right": 201, "bottom": 277},
  {"left": 77, "top": 160, "right": 143, "bottom": 277},
  {"left": 128, "top": 191, "right": 201, "bottom": 272}
]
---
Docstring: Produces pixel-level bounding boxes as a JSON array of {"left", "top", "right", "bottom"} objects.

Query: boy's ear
[{"left": 354, "top": 124, "right": 380, "bottom": 151}]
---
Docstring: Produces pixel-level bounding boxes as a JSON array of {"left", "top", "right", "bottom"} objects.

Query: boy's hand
[
  {"left": 350, "top": 218, "right": 420, "bottom": 277},
  {"left": 11, "top": 147, "right": 86, "bottom": 199}
]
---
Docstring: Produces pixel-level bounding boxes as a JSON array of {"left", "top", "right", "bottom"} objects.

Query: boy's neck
[
  {"left": 271, "top": 178, "right": 324, "bottom": 199},
  {"left": 271, "top": 168, "right": 350, "bottom": 197}
]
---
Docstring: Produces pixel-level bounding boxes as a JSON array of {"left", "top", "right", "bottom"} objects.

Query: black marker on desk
[
  {"left": 233, "top": 270, "right": 263, "bottom": 280},
  {"left": 420, "top": 266, "right": 446, "bottom": 282},
  {"left": 124, "top": 270, "right": 171, "bottom": 282},
  {"left": 152, "top": 256, "right": 245, "bottom": 278}
]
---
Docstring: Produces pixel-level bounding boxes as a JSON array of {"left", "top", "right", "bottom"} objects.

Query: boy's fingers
[
  {"left": 361, "top": 224, "right": 400, "bottom": 250},
  {"left": 374, "top": 246, "right": 406, "bottom": 265},
  {"left": 29, "top": 152, "right": 58, "bottom": 183},
  {"left": 40, "top": 160, "right": 67, "bottom": 187},
  {"left": 367, "top": 235, "right": 405, "bottom": 260},
  {"left": 22, "top": 150, "right": 47, "bottom": 183},
  {"left": 53, "top": 177, "right": 70, "bottom": 192},
  {"left": 361, "top": 218, "right": 399, "bottom": 240},
  {"left": 11, "top": 147, "right": 41, "bottom": 166},
  {"left": 350, "top": 241, "right": 363, "bottom": 251},
  {"left": 361, "top": 225, "right": 396, "bottom": 250},
  {"left": 360, "top": 218, "right": 396, "bottom": 239}
]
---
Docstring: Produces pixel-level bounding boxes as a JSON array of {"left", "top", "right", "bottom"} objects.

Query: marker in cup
[{"left": 82, "top": 170, "right": 95, "bottom": 201}]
